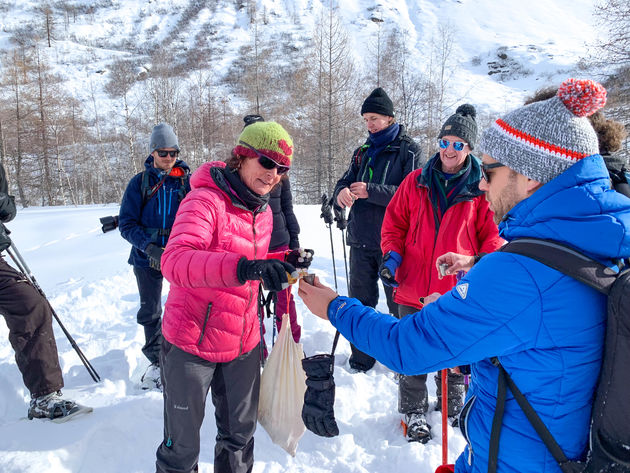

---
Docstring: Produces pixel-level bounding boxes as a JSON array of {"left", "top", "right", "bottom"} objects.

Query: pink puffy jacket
[{"left": 161, "top": 161, "right": 273, "bottom": 363}]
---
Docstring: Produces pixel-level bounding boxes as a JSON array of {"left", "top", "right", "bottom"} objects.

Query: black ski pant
[
  {"left": 347, "top": 246, "right": 397, "bottom": 372},
  {"left": 133, "top": 265, "right": 163, "bottom": 365},
  {"left": 397, "top": 304, "right": 465, "bottom": 416},
  {"left": 156, "top": 341, "right": 260, "bottom": 473},
  {"left": 0, "top": 257, "right": 63, "bottom": 398}
]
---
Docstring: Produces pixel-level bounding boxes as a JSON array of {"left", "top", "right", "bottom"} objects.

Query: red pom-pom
[{"left": 557, "top": 78, "right": 607, "bottom": 117}]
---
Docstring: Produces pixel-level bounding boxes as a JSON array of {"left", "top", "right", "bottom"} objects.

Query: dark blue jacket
[
  {"left": 268, "top": 177, "right": 300, "bottom": 251},
  {"left": 327, "top": 154, "right": 630, "bottom": 473},
  {"left": 332, "top": 125, "right": 421, "bottom": 249},
  {"left": 119, "top": 156, "right": 191, "bottom": 267}
]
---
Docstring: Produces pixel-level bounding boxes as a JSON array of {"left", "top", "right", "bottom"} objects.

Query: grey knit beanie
[
  {"left": 438, "top": 104, "right": 478, "bottom": 150},
  {"left": 149, "top": 123, "right": 179, "bottom": 152},
  {"left": 479, "top": 78, "right": 607, "bottom": 184}
]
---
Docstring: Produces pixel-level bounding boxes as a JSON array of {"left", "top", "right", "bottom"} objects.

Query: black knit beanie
[
  {"left": 361, "top": 88, "right": 395, "bottom": 117},
  {"left": 438, "top": 104, "right": 478, "bottom": 150}
]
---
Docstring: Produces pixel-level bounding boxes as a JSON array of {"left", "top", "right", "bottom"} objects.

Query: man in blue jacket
[
  {"left": 298, "top": 79, "right": 630, "bottom": 473},
  {"left": 119, "top": 123, "right": 190, "bottom": 389}
]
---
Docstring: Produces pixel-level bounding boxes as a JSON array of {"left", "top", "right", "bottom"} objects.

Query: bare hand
[
  {"left": 422, "top": 292, "right": 442, "bottom": 306},
  {"left": 435, "top": 252, "right": 475, "bottom": 279},
  {"left": 297, "top": 276, "right": 339, "bottom": 320},
  {"left": 349, "top": 182, "right": 368, "bottom": 199},
  {"left": 336, "top": 187, "right": 357, "bottom": 208}
]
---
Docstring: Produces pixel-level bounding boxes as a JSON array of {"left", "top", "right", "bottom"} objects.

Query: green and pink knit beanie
[
  {"left": 233, "top": 121, "right": 294, "bottom": 167},
  {"left": 479, "top": 78, "right": 607, "bottom": 183}
]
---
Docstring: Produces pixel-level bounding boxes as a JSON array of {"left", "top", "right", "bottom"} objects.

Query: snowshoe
[
  {"left": 140, "top": 362, "right": 162, "bottom": 391},
  {"left": 401, "top": 412, "right": 432, "bottom": 443},
  {"left": 28, "top": 391, "right": 92, "bottom": 423}
]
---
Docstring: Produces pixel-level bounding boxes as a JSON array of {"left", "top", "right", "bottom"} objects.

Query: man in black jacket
[
  {"left": 333, "top": 88, "right": 422, "bottom": 372},
  {"left": 0, "top": 163, "right": 81, "bottom": 421}
]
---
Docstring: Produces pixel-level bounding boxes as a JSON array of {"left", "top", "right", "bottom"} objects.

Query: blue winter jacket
[
  {"left": 327, "top": 154, "right": 630, "bottom": 473},
  {"left": 119, "top": 156, "right": 191, "bottom": 267}
]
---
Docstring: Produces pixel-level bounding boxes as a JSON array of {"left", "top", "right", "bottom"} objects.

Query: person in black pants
[
  {"left": 332, "top": 88, "right": 422, "bottom": 372},
  {"left": 119, "top": 123, "right": 191, "bottom": 389},
  {"left": 0, "top": 163, "right": 81, "bottom": 420}
]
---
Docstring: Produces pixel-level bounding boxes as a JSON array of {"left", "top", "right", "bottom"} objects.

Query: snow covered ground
[{"left": 0, "top": 204, "right": 464, "bottom": 473}]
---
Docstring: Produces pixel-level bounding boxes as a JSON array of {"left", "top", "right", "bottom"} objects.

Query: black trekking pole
[
  {"left": 5, "top": 240, "right": 101, "bottom": 382},
  {"left": 320, "top": 194, "right": 339, "bottom": 292},
  {"left": 333, "top": 206, "right": 350, "bottom": 286}
]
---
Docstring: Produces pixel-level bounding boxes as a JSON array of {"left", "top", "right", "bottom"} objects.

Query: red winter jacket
[
  {"left": 381, "top": 162, "right": 503, "bottom": 309},
  {"left": 161, "top": 161, "right": 273, "bottom": 363}
]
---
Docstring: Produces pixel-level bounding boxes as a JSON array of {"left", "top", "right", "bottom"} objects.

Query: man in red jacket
[{"left": 379, "top": 104, "right": 503, "bottom": 443}]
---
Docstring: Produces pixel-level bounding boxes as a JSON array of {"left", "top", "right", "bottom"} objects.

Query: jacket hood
[
  {"left": 143, "top": 155, "right": 191, "bottom": 174},
  {"left": 190, "top": 161, "right": 269, "bottom": 213},
  {"left": 500, "top": 154, "right": 630, "bottom": 261}
]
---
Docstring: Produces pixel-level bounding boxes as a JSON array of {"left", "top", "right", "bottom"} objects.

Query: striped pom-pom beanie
[
  {"left": 233, "top": 121, "right": 294, "bottom": 167},
  {"left": 479, "top": 78, "right": 607, "bottom": 184}
]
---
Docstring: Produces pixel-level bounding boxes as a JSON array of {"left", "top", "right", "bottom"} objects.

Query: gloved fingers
[
  {"left": 324, "top": 416, "right": 340, "bottom": 437},
  {"left": 260, "top": 266, "right": 287, "bottom": 292},
  {"left": 304, "top": 415, "right": 333, "bottom": 438},
  {"left": 379, "top": 267, "right": 398, "bottom": 287}
]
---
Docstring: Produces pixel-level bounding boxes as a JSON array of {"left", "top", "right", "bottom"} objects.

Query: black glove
[
  {"left": 237, "top": 258, "right": 297, "bottom": 292},
  {"left": 320, "top": 194, "right": 334, "bottom": 225},
  {"left": 0, "top": 223, "right": 12, "bottom": 252},
  {"left": 333, "top": 205, "right": 347, "bottom": 231},
  {"left": 285, "top": 248, "right": 314, "bottom": 269},
  {"left": 145, "top": 243, "right": 164, "bottom": 271},
  {"left": 302, "top": 354, "right": 339, "bottom": 437}
]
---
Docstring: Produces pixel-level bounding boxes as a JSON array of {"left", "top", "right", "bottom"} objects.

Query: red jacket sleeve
[{"left": 381, "top": 169, "right": 422, "bottom": 256}]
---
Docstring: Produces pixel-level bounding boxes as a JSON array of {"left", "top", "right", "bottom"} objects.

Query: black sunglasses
[
  {"left": 481, "top": 162, "right": 505, "bottom": 182},
  {"left": 156, "top": 150, "right": 179, "bottom": 158},
  {"left": 239, "top": 141, "right": 290, "bottom": 175}
]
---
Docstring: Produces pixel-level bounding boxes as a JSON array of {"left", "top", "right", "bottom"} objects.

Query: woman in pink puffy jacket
[{"left": 155, "top": 122, "right": 299, "bottom": 473}]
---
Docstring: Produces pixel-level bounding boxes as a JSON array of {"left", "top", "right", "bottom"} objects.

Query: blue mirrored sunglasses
[
  {"left": 438, "top": 139, "right": 467, "bottom": 151},
  {"left": 239, "top": 141, "right": 290, "bottom": 175}
]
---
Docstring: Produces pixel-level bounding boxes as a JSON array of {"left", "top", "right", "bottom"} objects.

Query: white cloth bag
[{"left": 258, "top": 312, "right": 306, "bottom": 456}]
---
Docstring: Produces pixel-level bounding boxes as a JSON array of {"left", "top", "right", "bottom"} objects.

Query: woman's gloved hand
[
  {"left": 237, "top": 258, "right": 297, "bottom": 292},
  {"left": 285, "top": 248, "right": 314, "bottom": 269}
]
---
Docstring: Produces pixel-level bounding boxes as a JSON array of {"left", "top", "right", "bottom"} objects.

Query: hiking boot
[
  {"left": 28, "top": 391, "right": 79, "bottom": 420},
  {"left": 141, "top": 362, "right": 162, "bottom": 390},
  {"left": 403, "top": 412, "right": 432, "bottom": 443}
]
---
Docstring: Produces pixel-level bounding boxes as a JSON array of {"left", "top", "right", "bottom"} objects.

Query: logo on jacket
[{"left": 456, "top": 283, "right": 469, "bottom": 299}]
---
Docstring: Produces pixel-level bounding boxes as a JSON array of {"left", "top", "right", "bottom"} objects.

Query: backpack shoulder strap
[
  {"left": 141, "top": 170, "right": 170, "bottom": 207},
  {"left": 488, "top": 357, "right": 582, "bottom": 473},
  {"left": 501, "top": 238, "right": 617, "bottom": 295},
  {"left": 141, "top": 170, "right": 152, "bottom": 206}
]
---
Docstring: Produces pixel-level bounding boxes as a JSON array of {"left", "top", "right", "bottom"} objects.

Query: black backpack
[{"left": 488, "top": 238, "right": 630, "bottom": 473}]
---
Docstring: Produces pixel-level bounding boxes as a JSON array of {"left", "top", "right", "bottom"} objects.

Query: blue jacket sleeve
[
  {"left": 327, "top": 253, "right": 547, "bottom": 375},
  {"left": 118, "top": 174, "right": 151, "bottom": 252}
]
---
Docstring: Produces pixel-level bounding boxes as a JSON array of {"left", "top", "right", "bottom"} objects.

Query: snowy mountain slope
[{"left": 0, "top": 0, "right": 600, "bottom": 117}]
